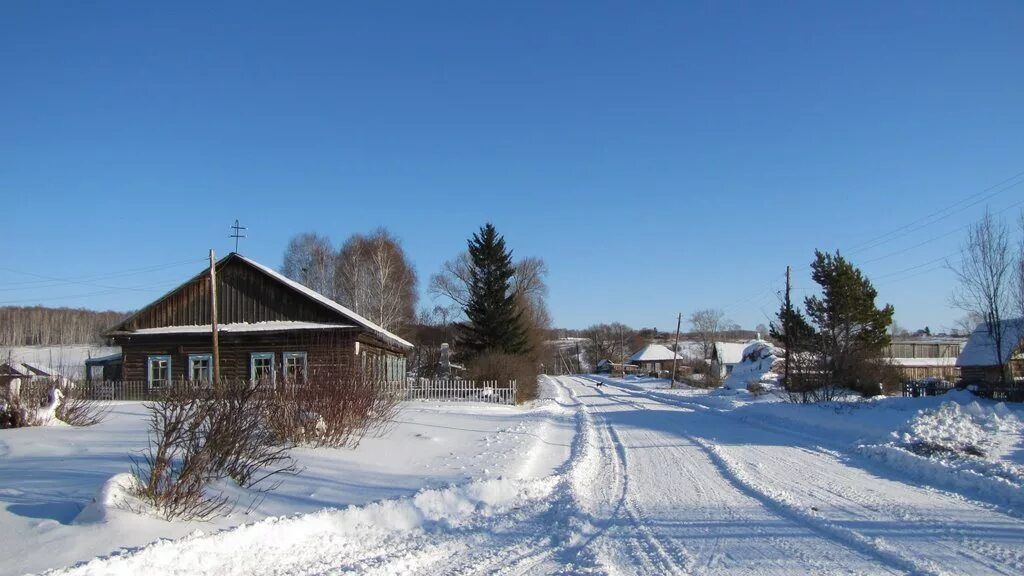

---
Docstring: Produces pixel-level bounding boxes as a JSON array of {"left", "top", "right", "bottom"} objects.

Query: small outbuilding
[
  {"left": 956, "top": 318, "right": 1024, "bottom": 390},
  {"left": 0, "top": 361, "right": 57, "bottom": 387}
]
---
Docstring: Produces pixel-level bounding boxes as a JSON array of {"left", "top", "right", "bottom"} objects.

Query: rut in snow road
[{"left": 50, "top": 376, "right": 1024, "bottom": 576}]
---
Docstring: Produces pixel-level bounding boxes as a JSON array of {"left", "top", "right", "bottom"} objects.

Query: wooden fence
[
  {"left": 382, "top": 379, "right": 518, "bottom": 405},
  {"left": 11, "top": 378, "right": 518, "bottom": 405}
]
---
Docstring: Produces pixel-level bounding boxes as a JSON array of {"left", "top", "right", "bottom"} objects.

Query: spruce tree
[{"left": 458, "top": 223, "right": 529, "bottom": 356}]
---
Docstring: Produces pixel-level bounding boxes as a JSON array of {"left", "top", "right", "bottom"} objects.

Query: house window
[
  {"left": 283, "top": 352, "right": 307, "bottom": 383},
  {"left": 147, "top": 355, "right": 172, "bottom": 389},
  {"left": 250, "top": 352, "right": 275, "bottom": 385},
  {"left": 188, "top": 354, "right": 213, "bottom": 384}
]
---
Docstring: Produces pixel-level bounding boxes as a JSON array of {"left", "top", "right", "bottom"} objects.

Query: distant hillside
[{"left": 0, "top": 306, "right": 130, "bottom": 346}]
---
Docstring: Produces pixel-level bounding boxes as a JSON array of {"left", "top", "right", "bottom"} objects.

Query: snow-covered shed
[
  {"left": 0, "top": 361, "right": 57, "bottom": 387},
  {"left": 955, "top": 318, "right": 1024, "bottom": 386}
]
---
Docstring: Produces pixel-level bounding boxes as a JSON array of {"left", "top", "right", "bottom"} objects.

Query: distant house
[
  {"left": 956, "top": 318, "right": 1024, "bottom": 387},
  {"left": 102, "top": 252, "right": 413, "bottom": 388},
  {"left": 886, "top": 337, "right": 965, "bottom": 381},
  {"left": 628, "top": 344, "right": 690, "bottom": 375},
  {"left": 0, "top": 361, "right": 57, "bottom": 387},
  {"left": 710, "top": 342, "right": 747, "bottom": 378},
  {"left": 595, "top": 359, "right": 613, "bottom": 374}
]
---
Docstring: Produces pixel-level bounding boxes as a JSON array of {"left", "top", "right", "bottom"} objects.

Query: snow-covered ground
[
  {"left": 4, "top": 376, "right": 1024, "bottom": 575},
  {"left": 0, "top": 386, "right": 576, "bottom": 575}
]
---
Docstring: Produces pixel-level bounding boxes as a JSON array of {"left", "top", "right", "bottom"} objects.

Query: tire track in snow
[
  {"left": 719, "top": 441, "right": 1024, "bottom": 576},
  {"left": 575, "top": 378, "right": 904, "bottom": 576},
  {"left": 569, "top": 379, "right": 691, "bottom": 575},
  {"left": 690, "top": 436, "right": 944, "bottom": 576}
]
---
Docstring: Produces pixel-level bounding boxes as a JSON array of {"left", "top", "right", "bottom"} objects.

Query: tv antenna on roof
[{"left": 230, "top": 219, "right": 247, "bottom": 253}]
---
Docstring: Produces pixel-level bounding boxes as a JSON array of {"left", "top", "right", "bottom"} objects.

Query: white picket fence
[{"left": 383, "top": 379, "right": 518, "bottom": 405}]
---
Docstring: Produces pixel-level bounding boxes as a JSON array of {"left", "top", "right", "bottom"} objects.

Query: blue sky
[{"left": 2, "top": 1, "right": 1022, "bottom": 333}]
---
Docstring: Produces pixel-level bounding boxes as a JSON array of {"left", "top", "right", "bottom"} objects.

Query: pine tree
[
  {"left": 458, "top": 224, "right": 529, "bottom": 356},
  {"left": 804, "top": 250, "right": 894, "bottom": 393}
]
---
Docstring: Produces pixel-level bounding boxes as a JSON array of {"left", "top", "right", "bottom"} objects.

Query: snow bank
[
  {"left": 895, "top": 400, "right": 1016, "bottom": 457},
  {"left": 50, "top": 476, "right": 560, "bottom": 575},
  {"left": 858, "top": 400, "right": 1024, "bottom": 511},
  {"left": 75, "top": 473, "right": 145, "bottom": 524}
]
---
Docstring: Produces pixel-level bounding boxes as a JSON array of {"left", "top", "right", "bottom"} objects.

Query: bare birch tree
[
  {"left": 689, "top": 308, "right": 728, "bottom": 360},
  {"left": 335, "top": 233, "right": 370, "bottom": 315},
  {"left": 949, "top": 210, "right": 1013, "bottom": 386},
  {"left": 281, "top": 233, "right": 335, "bottom": 297},
  {"left": 333, "top": 229, "right": 417, "bottom": 333}
]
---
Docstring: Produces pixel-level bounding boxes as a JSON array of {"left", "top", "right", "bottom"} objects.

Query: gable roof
[
  {"left": 712, "top": 342, "right": 748, "bottom": 365},
  {"left": 107, "top": 253, "right": 413, "bottom": 349},
  {"left": 956, "top": 318, "right": 1024, "bottom": 367}
]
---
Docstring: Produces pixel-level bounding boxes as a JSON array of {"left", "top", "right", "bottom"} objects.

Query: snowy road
[{"left": 51, "top": 376, "right": 1024, "bottom": 575}]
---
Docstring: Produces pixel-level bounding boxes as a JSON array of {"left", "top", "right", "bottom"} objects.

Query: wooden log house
[{"left": 104, "top": 253, "right": 412, "bottom": 388}]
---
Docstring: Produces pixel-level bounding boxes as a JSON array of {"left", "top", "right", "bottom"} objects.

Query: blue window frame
[
  {"left": 283, "top": 352, "right": 307, "bottom": 382},
  {"left": 147, "top": 355, "right": 172, "bottom": 389},
  {"left": 250, "top": 352, "right": 275, "bottom": 385},
  {"left": 188, "top": 354, "right": 213, "bottom": 384}
]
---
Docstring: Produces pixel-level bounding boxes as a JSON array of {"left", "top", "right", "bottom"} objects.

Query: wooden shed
[
  {"left": 956, "top": 318, "right": 1024, "bottom": 388},
  {"left": 103, "top": 252, "right": 413, "bottom": 389}
]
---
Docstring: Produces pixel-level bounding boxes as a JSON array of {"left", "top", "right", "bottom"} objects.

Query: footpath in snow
[{"left": 6, "top": 376, "right": 1024, "bottom": 575}]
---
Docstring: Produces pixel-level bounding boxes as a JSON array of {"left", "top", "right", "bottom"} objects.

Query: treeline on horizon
[{"left": 0, "top": 306, "right": 130, "bottom": 346}]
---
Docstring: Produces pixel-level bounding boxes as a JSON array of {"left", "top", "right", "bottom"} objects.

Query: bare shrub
[
  {"left": 132, "top": 381, "right": 298, "bottom": 521},
  {"left": 270, "top": 373, "right": 400, "bottom": 448},
  {"left": 55, "top": 380, "right": 111, "bottom": 426},
  {"left": 1, "top": 379, "right": 56, "bottom": 427},
  {"left": 467, "top": 351, "right": 537, "bottom": 403}
]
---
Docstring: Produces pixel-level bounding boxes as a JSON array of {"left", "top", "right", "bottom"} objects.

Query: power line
[
  {"left": 0, "top": 258, "right": 206, "bottom": 289},
  {"left": 845, "top": 170, "right": 1024, "bottom": 255},
  {"left": 714, "top": 170, "right": 1024, "bottom": 319}
]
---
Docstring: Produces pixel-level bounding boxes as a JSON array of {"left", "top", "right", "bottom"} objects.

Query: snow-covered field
[
  {"left": 3, "top": 376, "right": 1024, "bottom": 575},
  {"left": 1, "top": 346, "right": 120, "bottom": 378}
]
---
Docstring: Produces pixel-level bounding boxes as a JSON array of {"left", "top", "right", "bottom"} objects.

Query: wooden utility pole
[
  {"left": 783, "top": 265, "right": 791, "bottom": 389},
  {"left": 670, "top": 312, "right": 682, "bottom": 389},
  {"left": 210, "top": 249, "right": 220, "bottom": 384}
]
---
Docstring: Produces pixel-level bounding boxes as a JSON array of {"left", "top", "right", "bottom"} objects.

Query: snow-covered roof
[
  {"left": 0, "top": 361, "right": 56, "bottom": 377},
  {"left": 712, "top": 342, "right": 748, "bottom": 365},
  {"left": 628, "top": 344, "right": 690, "bottom": 363},
  {"left": 956, "top": 318, "right": 1024, "bottom": 367},
  {"left": 85, "top": 353, "right": 123, "bottom": 365},
  {"left": 130, "top": 321, "right": 356, "bottom": 335},
  {"left": 892, "top": 357, "right": 958, "bottom": 368},
  {"left": 238, "top": 255, "right": 414, "bottom": 349}
]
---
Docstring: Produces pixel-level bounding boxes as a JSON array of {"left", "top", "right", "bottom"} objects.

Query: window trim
[
  {"left": 250, "top": 352, "right": 275, "bottom": 385},
  {"left": 283, "top": 351, "right": 308, "bottom": 383},
  {"left": 147, "top": 355, "right": 172, "bottom": 389},
  {"left": 187, "top": 353, "right": 213, "bottom": 384}
]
